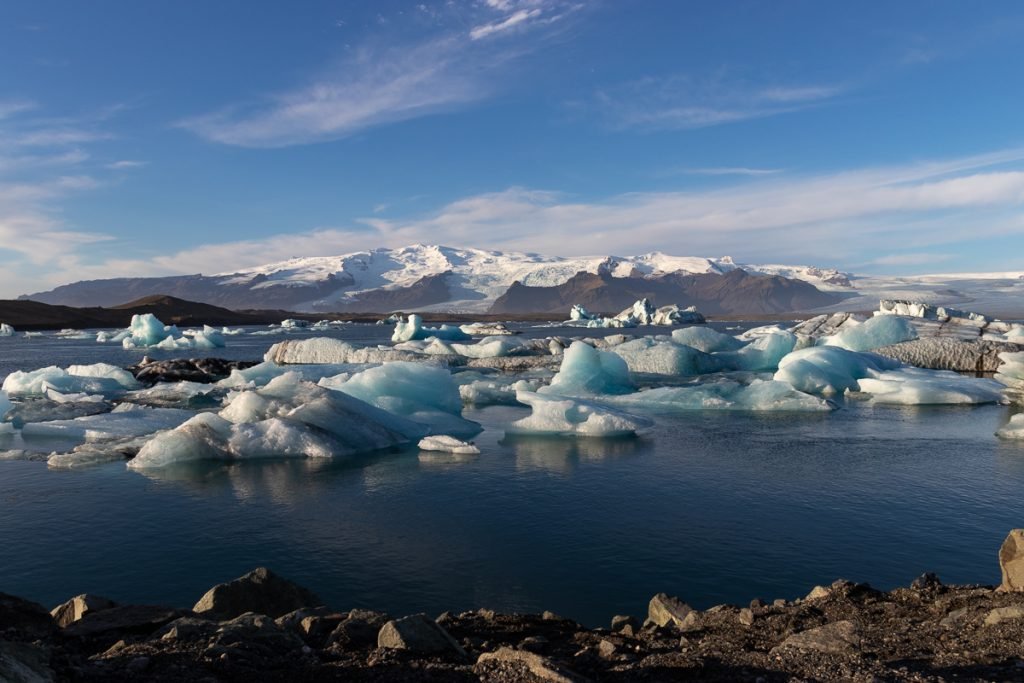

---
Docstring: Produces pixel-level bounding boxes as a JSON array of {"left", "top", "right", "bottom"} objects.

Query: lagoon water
[{"left": 1, "top": 324, "right": 1022, "bottom": 626}]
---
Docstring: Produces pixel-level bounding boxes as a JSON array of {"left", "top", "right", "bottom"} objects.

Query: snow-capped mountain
[
  {"left": 211, "top": 244, "right": 853, "bottom": 311},
  {"left": 23, "top": 244, "right": 1024, "bottom": 317}
]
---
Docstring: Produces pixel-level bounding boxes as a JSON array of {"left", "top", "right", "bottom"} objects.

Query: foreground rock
[
  {"left": 1000, "top": 528, "right": 1024, "bottom": 592},
  {"left": 8, "top": 548, "right": 1024, "bottom": 681},
  {"left": 129, "top": 357, "right": 259, "bottom": 384},
  {"left": 192, "top": 567, "right": 323, "bottom": 620},
  {"left": 50, "top": 594, "right": 117, "bottom": 627}
]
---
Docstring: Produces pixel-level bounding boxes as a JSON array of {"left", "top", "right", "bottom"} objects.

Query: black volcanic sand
[{"left": 5, "top": 573, "right": 1024, "bottom": 681}]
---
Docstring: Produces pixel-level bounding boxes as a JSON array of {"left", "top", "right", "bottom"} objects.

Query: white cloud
[
  {"left": 867, "top": 253, "right": 952, "bottom": 266},
  {"left": 182, "top": 1, "right": 582, "bottom": 147},
  {"left": 105, "top": 159, "right": 148, "bottom": 170},
  {"left": 590, "top": 75, "right": 846, "bottom": 131}
]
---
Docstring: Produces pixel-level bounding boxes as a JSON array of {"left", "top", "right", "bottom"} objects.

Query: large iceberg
[
  {"left": 508, "top": 391, "right": 653, "bottom": 437},
  {"left": 392, "top": 314, "right": 470, "bottom": 342},
  {"left": 539, "top": 341, "right": 634, "bottom": 396},
  {"left": 266, "top": 337, "right": 432, "bottom": 365},
  {"left": 99, "top": 314, "right": 227, "bottom": 350},
  {"left": 129, "top": 373, "right": 419, "bottom": 469},
  {"left": 774, "top": 346, "right": 900, "bottom": 395},
  {"left": 718, "top": 330, "right": 798, "bottom": 372},
  {"left": 2, "top": 363, "right": 140, "bottom": 397},
  {"left": 320, "top": 361, "right": 480, "bottom": 436},
  {"left": 20, "top": 404, "right": 194, "bottom": 442},
  {"left": 823, "top": 315, "right": 917, "bottom": 352}
]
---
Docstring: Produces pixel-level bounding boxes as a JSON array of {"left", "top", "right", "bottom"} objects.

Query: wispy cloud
[
  {"left": 681, "top": 167, "right": 783, "bottom": 177},
  {"left": 36, "top": 147, "right": 1024, "bottom": 291},
  {"left": 105, "top": 159, "right": 148, "bottom": 170},
  {"left": 181, "top": 1, "right": 583, "bottom": 147},
  {"left": 590, "top": 74, "right": 846, "bottom": 131}
]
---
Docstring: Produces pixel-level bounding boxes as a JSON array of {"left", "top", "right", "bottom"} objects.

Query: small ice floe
[{"left": 417, "top": 435, "right": 480, "bottom": 454}]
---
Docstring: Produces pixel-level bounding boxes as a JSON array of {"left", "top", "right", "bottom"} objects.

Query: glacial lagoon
[{"left": 1, "top": 322, "right": 1022, "bottom": 627}]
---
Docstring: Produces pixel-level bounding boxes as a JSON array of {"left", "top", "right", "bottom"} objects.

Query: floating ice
[
  {"left": 2, "top": 363, "right": 140, "bottom": 397},
  {"left": 855, "top": 368, "right": 1006, "bottom": 405},
  {"left": 671, "top": 327, "right": 744, "bottom": 353},
  {"left": 129, "top": 374, "right": 417, "bottom": 469},
  {"left": 508, "top": 391, "right": 653, "bottom": 437},
  {"left": 54, "top": 328, "right": 92, "bottom": 340},
  {"left": 266, "top": 338, "right": 429, "bottom": 365},
  {"left": 458, "top": 376, "right": 545, "bottom": 406},
  {"left": 774, "top": 346, "right": 900, "bottom": 395},
  {"left": 21, "top": 404, "right": 194, "bottom": 442},
  {"left": 823, "top": 315, "right": 918, "bottom": 352},
  {"left": 717, "top": 330, "right": 798, "bottom": 372},
  {"left": 418, "top": 435, "right": 480, "bottom": 454},
  {"left": 459, "top": 322, "right": 514, "bottom": 336},
  {"left": 540, "top": 342, "right": 634, "bottom": 396},
  {"left": 997, "top": 413, "right": 1024, "bottom": 439},
  {"left": 392, "top": 314, "right": 470, "bottom": 342},
  {"left": 609, "top": 378, "right": 834, "bottom": 412},
  {"left": 218, "top": 360, "right": 363, "bottom": 389},
  {"left": 322, "top": 361, "right": 480, "bottom": 436},
  {"left": 996, "top": 351, "right": 1024, "bottom": 390},
  {"left": 450, "top": 337, "right": 523, "bottom": 359},
  {"left": 44, "top": 388, "right": 105, "bottom": 404},
  {"left": 107, "top": 314, "right": 228, "bottom": 350},
  {"left": 125, "top": 381, "right": 218, "bottom": 408},
  {"left": 0, "top": 323, "right": 14, "bottom": 337},
  {"left": 611, "top": 338, "right": 722, "bottom": 376},
  {"left": 0, "top": 391, "right": 12, "bottom": 431},
  {"left": 280, "top": 318, "right": 309, "bottom": 329},
  {"left": 570, "top": 305, "right": 596, "bottom": 321}
]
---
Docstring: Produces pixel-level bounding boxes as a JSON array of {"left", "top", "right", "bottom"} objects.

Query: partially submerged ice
[
  {"left": 99, "top": 314, "right": 227, "bottom": 350},
  {"left": 391, "top": 314, "right": 470, "bottom": 342},
  {"left": 997, "top": 413, "right": 1024, "bottom": 439},
  {"left": 611, "top": 338, "right": 722, "bottom": 376},
  {"left": 775, "top": 346, "right": 900, "bottom": 396},
  {"left": 854, "top": 368, "right": 1007, "bottom": 405},
  {"left": 266, "top": 338, "right": 431, "bottom": 365},
  {"left": 671, "top": 326, "right": 744, "bottom": 353},
  {"left": 508, "top": 391, "right": 653, "bottom": 437},
  {"left": 128, "top": 373, "right": 420, "bottom": 469},
  {"left": 418, "top": 435, "right": 480, "bottom": 454},
  {"left": 20, "top": 404, "right": 194, "bottom": 442},
  {"left": 608, "top": 378, "right": 834, "bottom": 412},
  {"left": 566, "top": 299, "right": 705, "bottom": 328},
  {"left": 0, "top": 323, "right": 14, "bottom": 337},
  {"left": 823, "top": 315, "right": 918, "bottom": 352}
]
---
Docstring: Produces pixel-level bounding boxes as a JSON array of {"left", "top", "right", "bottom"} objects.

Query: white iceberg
[
  {"left": 671, "top": 327, "right": 744, "bottom": 353},
  {"left": 2, "top": 363, "right": 140, "bottom": 397},
  {"left": 320, "top": 361, "right": 480, "bottom": 436},
  {"left": 774, "top": 346, "right": 900, "bottom": 395},
  {"left": 391, "top": 314, "right": 470, "bottom": 342},
  {"left": 508, "top": 391, "right": 653, "bottom": 437},
  {"left": 855, "top": 368, "right": 1006, "bottom": 405},
  {"left": 611, "top": 338, "right": 721, "bottom": 376},
  {"left": 21, "top": 404, "right": 195, "bottom": 442},
  {"left": 418, "top": 435, "right": 480, "bottom": 454},
  {"left": 0, "top": 323, "right": 14, "bottom": 337},
  {"left": 104, "top": 314, "right": 228, "bottom": 350},
  {"left": 996, "top": 351, "right": 1024, "bottom": 391},
  {"left": 718, "top": 330, "right": 798, "bottom": 372},
  {"left": 459, "top": 322, "right": 515, "bottom": 336},
  {"left": 608, "top": 379, "right": 834, "bottom": 412}
]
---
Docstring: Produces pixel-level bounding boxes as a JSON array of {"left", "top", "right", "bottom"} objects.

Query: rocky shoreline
[{"left": 4, "top": 533, "right": 1024, "bottom": 682}]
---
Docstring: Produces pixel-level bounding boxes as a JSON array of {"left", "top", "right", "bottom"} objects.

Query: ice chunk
[
  {"left": 609, "top": 378, "right": 834, "bottom": 412},
  {"left": 459, "top": 322, "right": 515, "bottom": 336},
  {"left": 55, "top": 328, "right": 92, "bottom": 339},
  {"left": 774, "top": 346, "right": 900, "bottom": 395},
  {"left": 324, "top": 361, "right": 480, "bottom": 436},
  {"left": 265, "top": 337, "right": 431, "bottom": 365},
  {"left": 611, "top": 338, "right": 721, "bottom": 376},
  {"left": 855, "top": 368, "right": 1007, "bottom": 405},
  {"left": 508, "top": 391, "right": 653, "bottom": 437},
  {"left": 540, "top": 341, "right": 633, "bottom": 396},
  {"left": 671, "top": 327, "right": 744, "bottom": 353},
  {"left": 824, "top": 315, "right": 918, "bottom": 352},
  {"left": 392, "top": 314, "right": 470, "bottom": 342},
  {"left": 218, "top": 360, "right": 364, "bottom": 389},
  {"left": 569, "top": 305, "right": 596, "bottom": 321},
  {"left": 2, "top": 363, "right": 140, "bottom": 397},
  {"left": 450, "top": 337, "right": 522, "bottom": 359},
  {"left": 0, "top": 323, "right": 14, "bottom": 336},
  {"left": 124, "top": 381, "right": 218, "bottom": 408},
  {"left": 997, "top": 413, "right": 1024, "bottom": 439},
  {"left": 0, "top": 391, "right": 12, "bottom": 421},
  {"left": 418, "top": 435, "right": 480, "bottom": 454},
  {"left": 280, "top": 318, "right": 309, "bottom": 329},
  {"left": 21, "top": 404, "right": 195, "bottom": 442},
  {"left": 996, "top": 351, "right": 1024, "bottom": 390},
  {"left": 717, "top": 330, "right": 798, "bottom": 372}
]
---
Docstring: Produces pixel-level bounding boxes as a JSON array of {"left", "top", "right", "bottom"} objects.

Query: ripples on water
[{"left": 0, "top": 324, "right": 1022, "bottom": 625}]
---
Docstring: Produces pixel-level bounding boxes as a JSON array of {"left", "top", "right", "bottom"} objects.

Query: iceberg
[
  {"left": 129, "top": 373, "right": 419, "bottom": 469},
  {"left": 718, "top": 330, "right": 798, "bottom": 372},
  {"left": 279, "top": 318, "right": 310, "bottom": 329},
  {"left": 997, "top": 413, "right": 1024, "bottom": 439},
  {"left": 609, "top": 378, "right": 834, "bottom": 412},
  {"left": 21, "top": 404, "right": 194, "bottom": 442},
  {"left": 569, "top": 305, "right": 597, "bottom": 321},
  {"left": 774, "top": 346, "right": 900, "bottom": 395},
  {"left": 611, "top": 338, "right": 721, "bottom": 376},
  {"left": 459, "top": 322, "right": 515, "bottom": 336},
  {"left": 822, "top": 315, "right": 918, "bottom": 352},
  {"left": 508, "top": 391, "right": 653, "bottom": 437},
  {"left": 418, "top": 435, "right": 480, "bottom": 454},
  {"left": 996, "top": 351, "right": 1024, "bottom": 391},
  {"left": 450, "top": 337, "right": 523, "bottom": 359},
  {"left": 391, "top": 314, "right": 470, "bottom": 342},
  {"left": 671, "top": 326, "right": 744, "bottom": 353},
  {"left": 539, "top": 341, "right": 634, "bottom": 396},
  {"left": 2, "top": 363, "right": 140, "bottom": 397},
  {"left": 458, "top": 375, "right": 546, "bottom": 406},
  {"left": 321, "top": 361, "right": 480, "bottom": 437},
  {"left": 106, "top": 314, "right": 228, "bottom": 350},
  {"left": 0, "top": 323, "right": 14, "bottom": 336},
  {"left": 854, "top": 368, "right": 1007, "bottom": 405},
  {"left": 266, "top": 337, "right": 431, "bottom": 365}
]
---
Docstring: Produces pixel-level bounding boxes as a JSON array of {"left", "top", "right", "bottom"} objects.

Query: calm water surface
[{"left": 1, "top": 323, "right": 1022, "bottom": 625}]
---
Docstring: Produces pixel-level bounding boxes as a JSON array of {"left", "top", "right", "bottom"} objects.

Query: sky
[{"left": 2, "top": 0, "right": 1024, "bottom": 297}]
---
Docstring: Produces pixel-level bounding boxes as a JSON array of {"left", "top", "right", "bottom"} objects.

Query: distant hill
[{"left": 489, "top": 270, "right": 845, "bottom": 316}]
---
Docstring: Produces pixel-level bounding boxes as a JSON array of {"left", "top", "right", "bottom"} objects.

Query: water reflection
[
  {"left": 418, "top": 451, "right": 479, "bottom": 468},
  {"left": 501, "top": 433, "right": 644, "bottom": 475}
]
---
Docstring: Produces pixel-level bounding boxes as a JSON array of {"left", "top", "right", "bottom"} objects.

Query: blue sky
[{"left": 2, "top": 0, "right": 1024, "bottom": 297}]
